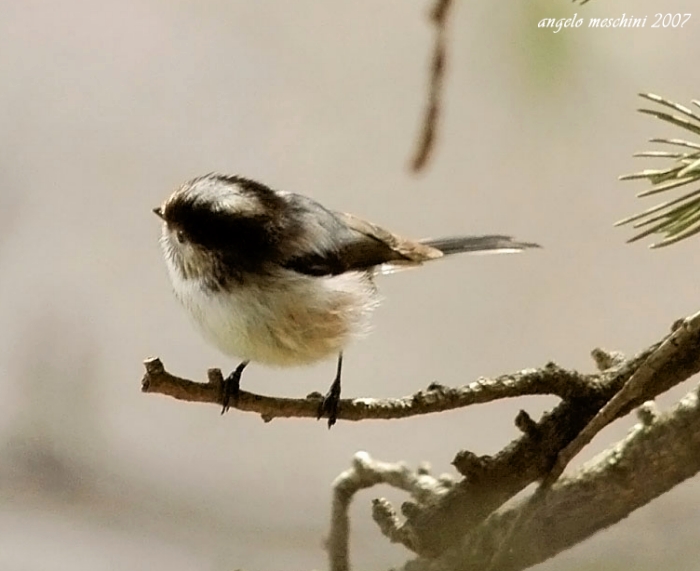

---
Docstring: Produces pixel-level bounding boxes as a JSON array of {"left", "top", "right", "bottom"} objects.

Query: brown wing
[
  {"left": 282, "top": 207, "right": 442, "bottom": 277},
  {"left": 334, "top": 212, "right": 443, "bottom": 264}
]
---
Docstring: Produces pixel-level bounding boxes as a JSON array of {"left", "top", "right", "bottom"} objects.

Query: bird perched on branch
[{"left": 154, "top": 173, "right": 540, "bottom": 426}]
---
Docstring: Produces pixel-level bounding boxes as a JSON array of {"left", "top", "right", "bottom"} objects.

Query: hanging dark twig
[{"left": 410, "top": 0, "right": 454, "bottom": 172}]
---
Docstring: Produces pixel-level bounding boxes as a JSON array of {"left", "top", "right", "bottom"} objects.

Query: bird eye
[{"left": 176, "top": 230, "right": 186, "bottom": 244}]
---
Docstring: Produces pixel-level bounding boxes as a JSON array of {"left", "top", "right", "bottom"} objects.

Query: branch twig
[
  {"left": 542, "top": 309, "right": 700, "bottom": 486},
  {"left": 143, "top": 309, "right": 700, "bottom": 567},
  {"left": 327, "top": 452, "right": 451, "bottom": 571},
  {"left": 403, "top": 311, "right": 700, "bottom": 556},
  {"left": 141, "top": 358, "right": 595, "bottom": 423},
  {"left": 418, "top": 383, "right": 700, "bottom": 571},
  {"left": 410, "top": 0, "right": 454, "bottom": 172}
]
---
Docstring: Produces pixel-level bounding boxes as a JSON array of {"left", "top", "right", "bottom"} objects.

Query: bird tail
[{"left": 421, "top": 235, "right": 541, "bottom": 256}]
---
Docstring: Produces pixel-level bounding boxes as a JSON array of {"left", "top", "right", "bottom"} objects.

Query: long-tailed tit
[{"left": 154, "top": 173, "right": 540, "bottom": 426}]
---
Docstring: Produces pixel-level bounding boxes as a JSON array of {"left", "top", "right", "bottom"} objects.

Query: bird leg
[
  {"left": 221, "top": 360, "right": 249, "bottom": 414},
  {"left": 318, "top": 353, "right": 343, "bottom": 428}
]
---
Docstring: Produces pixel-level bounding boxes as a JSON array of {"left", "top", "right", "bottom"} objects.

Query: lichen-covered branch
[
  {"left": 327, "top": 383, "right": 700, "bottom": 571},
  {"left": 393, "top": 311, "right": 700, "bottom": 559},
  {"left": 543, "top": 310, "right": 700, "bottom": 485},
  {"left": 327, "top": 452, "right": 453, "bottom": 571},
  {"left": 408, "top": 386, "right": 700, "bottom": 571}
]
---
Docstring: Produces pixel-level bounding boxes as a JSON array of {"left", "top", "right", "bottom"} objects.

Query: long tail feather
[{"left": 421, "top": 235, "right": 541, "bottom": 256}]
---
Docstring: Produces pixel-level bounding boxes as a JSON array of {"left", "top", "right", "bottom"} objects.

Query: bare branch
[
  {"left": 144, "top": 307, "right": 700, "bottom": 568},
  {"left": 410, "top": 0, "right": 454, "bottom": 172},
  {"left": 330, "top": 380, "right": 700, "bottom": 570},
  {"left": 413, "top": 382, "right": 700, "bottom": 571},
  {"left": 543, "top": 309, "right": 700, "bottom": 485},
  {"left": 327, "top": 452, "right": 452, "bottom": 571},
  {"left": 141, "top": 358, "right": 595, "bottom": 423},
  {"left": 401, "top": 311, "right": 700, "bottom": 557}
]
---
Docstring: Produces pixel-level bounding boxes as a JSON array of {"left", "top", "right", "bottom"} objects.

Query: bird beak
[{"left": 153, "top": 206, "right": 164, "bottom": 220}]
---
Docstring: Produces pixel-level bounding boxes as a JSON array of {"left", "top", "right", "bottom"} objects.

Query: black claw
[
  {"left": 317, "top": 353, "right": 343, "bottom": 428},
  {"left": 221, "top": 361, "right": 249, "bottom": 414},
  {"left": 317, "top": 378, "right": 341, "bottom": 428}
]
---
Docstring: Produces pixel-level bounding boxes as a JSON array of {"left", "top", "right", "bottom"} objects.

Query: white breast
[{"left": 165, "top": 256, "right": 379, "bottom": 366}]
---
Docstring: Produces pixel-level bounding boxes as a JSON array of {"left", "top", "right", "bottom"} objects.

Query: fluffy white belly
[{"left": 168, "top": 267, "right": 378, "bottom": 366}]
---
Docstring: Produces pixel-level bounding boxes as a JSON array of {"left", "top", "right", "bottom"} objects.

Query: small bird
[{"left": 154, "top": 173, "right": 540, "bottom": 426}]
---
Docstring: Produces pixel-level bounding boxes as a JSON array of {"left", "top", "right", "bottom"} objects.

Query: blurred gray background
[{"left": 1, "top": 0, "right": 699, "bottom": 569}]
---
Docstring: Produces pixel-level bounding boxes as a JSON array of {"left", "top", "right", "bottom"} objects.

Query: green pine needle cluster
[{"left": 617, "top": 93, "right": 700, "bottom": 248}]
